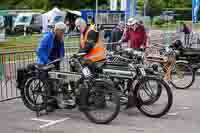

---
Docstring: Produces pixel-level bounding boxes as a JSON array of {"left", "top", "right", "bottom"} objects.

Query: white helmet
[{"left": 127, "top": 18, "right": 138, "bottom": 26}]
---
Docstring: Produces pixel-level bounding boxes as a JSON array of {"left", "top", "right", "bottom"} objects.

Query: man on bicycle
[{"left": 36, "top": 22, "right": 66, "bottom": 112}]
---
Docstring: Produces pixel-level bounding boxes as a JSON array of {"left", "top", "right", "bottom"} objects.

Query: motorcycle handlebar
[{"left": 47, "top": 58, "right": 62, "bottom": 66}]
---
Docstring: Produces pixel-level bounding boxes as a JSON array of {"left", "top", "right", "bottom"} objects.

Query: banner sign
[
  {"left": 193, "top": 0, "right": 200, "bottom": 23},
  {"left": 110, "top": 0, "right": 118, "bottom": 11},
  {"left": 121, "top": 0, "right": 127, "bottom": 11},
  {"left": 126, "top": 0, "right": 136, "bottom": 18}
]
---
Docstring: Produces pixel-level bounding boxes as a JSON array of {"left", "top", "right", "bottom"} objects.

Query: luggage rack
[{"left": 145, "top": 43, "right": 176, "bottom": 80}]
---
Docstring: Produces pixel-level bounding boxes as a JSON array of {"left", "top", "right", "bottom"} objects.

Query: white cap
[
  {"left": 127, "top": 18, "right": 138, "bottom": 26},
  {"left": 54, "top": 22, "right": 66, "bottom": 32}
]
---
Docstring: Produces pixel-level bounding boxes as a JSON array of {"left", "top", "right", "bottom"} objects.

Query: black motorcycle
[
  {"left": 18, "top": 54, "right": 120, "bottom": 124},
  {"left": 70, "top": 51, "right": 173, "bottom": 118}
]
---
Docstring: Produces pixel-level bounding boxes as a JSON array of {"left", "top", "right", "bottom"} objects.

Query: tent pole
[{"left": 96, "top": 0, "right": 98, "bottom": 27}]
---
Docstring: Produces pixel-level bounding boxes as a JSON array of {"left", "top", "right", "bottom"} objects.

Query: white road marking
[
  {"left": 128, "top": 127, "right": 145, "bottom": 132},
  {"left": 30, "top": 118, "right": 53, "bottom": 123},
  {"left": 30, "top": 117, "right": 70, "bottom": 129},
  {"left": 39, "top": 117, "right": 70, "bottom": 129},
  {"left": 167, "top": 112, "right": 179, "bottom": 116},
  {"left": 180, "top": 106, "right": 191, "bottom": 110}
]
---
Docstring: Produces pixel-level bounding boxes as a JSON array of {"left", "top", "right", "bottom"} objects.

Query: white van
[
  {"left": 14, "top": 13, "right": 42, "bottom": 33},
  {"left": 0, "top": 16, "right": 4, "bottom": 28},
  {"left": 0, "top": 16, "right": 5, "bottom": 42}
]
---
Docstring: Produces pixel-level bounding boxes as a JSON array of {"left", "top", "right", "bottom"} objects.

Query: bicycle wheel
[
  {"left": 137, "top": 80, "right": 162, "bottom": 106},
  {"left": 21, "top": 77, "right": 47, "bottom": 111},
  {"left": 171, "top": 62, "right": 195, "bottom": 89},
  {"left": 82, "top": 80, "right": 120, "bottom": 124},
  {"left": 134, "top": 76, "right": 173, "bottom": 118}
]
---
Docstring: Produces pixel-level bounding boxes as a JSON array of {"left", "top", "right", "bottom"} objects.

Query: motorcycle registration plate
[
  {"left": 82, "top": 67, "right": 92, "bottom": 77},
  {"left": 140, "top": 68, "right": 146, "bottom": 76}
]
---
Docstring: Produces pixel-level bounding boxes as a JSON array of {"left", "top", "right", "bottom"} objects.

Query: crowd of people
[{"left": 109, "top": 18, "right": 192, "bottom": 51}]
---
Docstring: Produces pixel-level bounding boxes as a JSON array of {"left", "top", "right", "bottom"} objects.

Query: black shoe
[
  {"left": 46, "top": 105, "right": 56, "bottom": 112},
  {"left": 126, "top": 94, "right": 136, "bottom": 109}
]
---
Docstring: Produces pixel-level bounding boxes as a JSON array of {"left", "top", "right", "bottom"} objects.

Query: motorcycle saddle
[{"left": 34, "top": 64, "right": 54, "bottom": 72}]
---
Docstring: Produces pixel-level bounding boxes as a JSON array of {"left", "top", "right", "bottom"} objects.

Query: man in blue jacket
[
  {"left": 36, "top": 22, "right": 66, "bottom": 112},
  {"left": 37, "top": 22, "right": 66, "bottom": 68}
]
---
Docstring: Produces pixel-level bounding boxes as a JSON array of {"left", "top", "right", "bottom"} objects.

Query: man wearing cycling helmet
[{"left": 36, "top": 22, "right": 66, "bottom": 112}]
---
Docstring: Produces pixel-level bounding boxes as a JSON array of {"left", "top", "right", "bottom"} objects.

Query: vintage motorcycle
[
  {"left": 70, "top": 51, "right": 173, "bottom": 118},
  {"left": 17, "top": 54, "right": 120, "bottom": 124}
]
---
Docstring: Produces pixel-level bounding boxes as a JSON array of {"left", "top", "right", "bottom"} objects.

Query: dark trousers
[{"left": 47, "top": 62, "right": 60, "bottom": 106}]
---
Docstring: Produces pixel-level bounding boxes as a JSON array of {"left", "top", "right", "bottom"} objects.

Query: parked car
[
  {"left": 159, "top": 11, "right": 179, "bottom": 22},
  {"left": 13, "top": 13, "right": 42, "bottom": 34}
]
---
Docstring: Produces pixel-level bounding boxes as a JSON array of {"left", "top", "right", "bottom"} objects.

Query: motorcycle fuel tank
[{"left": 102, "top": 64, "right": 135, "bottom": 79}]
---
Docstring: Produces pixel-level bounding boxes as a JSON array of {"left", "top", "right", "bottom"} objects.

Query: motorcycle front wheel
[
  {"left": 81, "top": 80, "right": 120, "bottom": 124},
  {"left": 134, "top": 76, "right": 173, "bottom": 118}
]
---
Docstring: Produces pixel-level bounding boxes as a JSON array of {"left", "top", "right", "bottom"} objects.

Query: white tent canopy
[
  {"left": 66, "top": 9, "right": 81, "bottom": 16},
  {"left": 42, "top": 7, "right": 66, "bottom": 32},
  {"left": 45, "top": 7, "right": 66, "bottom": 20}
]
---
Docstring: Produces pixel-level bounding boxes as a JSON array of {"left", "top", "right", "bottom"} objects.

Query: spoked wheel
[
  {"left": 135, "top": 76, "right": 173, "bottom": 118},
  {"left": 171, "top": 62, "right": 195, "bottom": 89},
  {"left": 83, "top": 80, "right": 120, "bottom": 124},
  {"left": 21, "top": 77, "right": 47, "bottom": 111},
  {"left": 137, "top": 81, "right": 162, "bottom": 105}
]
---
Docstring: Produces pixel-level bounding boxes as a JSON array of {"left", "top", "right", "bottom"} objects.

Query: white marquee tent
[{"left": 42, "top": 7, "right": 66, "bottom": 32}]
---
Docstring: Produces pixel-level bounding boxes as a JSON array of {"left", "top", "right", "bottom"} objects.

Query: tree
[{"left": 145, "top": 0, "right": 164, "bottom": 25}]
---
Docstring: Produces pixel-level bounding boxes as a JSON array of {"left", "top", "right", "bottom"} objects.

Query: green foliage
[
  {"left": 163, "top": 0, "right": 191, "bottom": 8},
  {"left": 146, "top": 0, "right": 165, "bottom": 17},
  {"left": 153, "top": 17, "right": 165, "bottom": 26},
  {"left": 143, "top": 0, "right": 164, "bottom": 25},
  {"left": 137, "top": 0, "right": 144, "bottom": 9},
  {"left": 0, "top": 0, "right": 192, "bottom": 12}
]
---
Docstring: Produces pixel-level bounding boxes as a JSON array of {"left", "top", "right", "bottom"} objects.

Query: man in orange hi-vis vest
[
  {"left": 75, "top": 18, "right": 106, "bottom": 65},
  {"left": 75, "top": 18, "right": 107, "bottom": 111}
]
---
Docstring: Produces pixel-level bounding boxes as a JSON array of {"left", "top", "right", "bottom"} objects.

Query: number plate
[
  {"left": 82, "top": 67, "right": 92, "bottom": 77},
  {"left": 140, "top": 68, "right": 146, "bottom": 76}
]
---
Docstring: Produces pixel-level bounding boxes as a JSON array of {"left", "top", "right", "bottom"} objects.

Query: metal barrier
[
  {"left": 0, "top": 47, "right": 79, "bottom": 102},
  {"left": 149, "top": 31, "right": 200, "bottom": 48},
  {"left": 1, "top": 32, "right": 200, "bottom": 102},
  {"left": 184, "top": 33, "right": 200, "bottom": 48}
]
